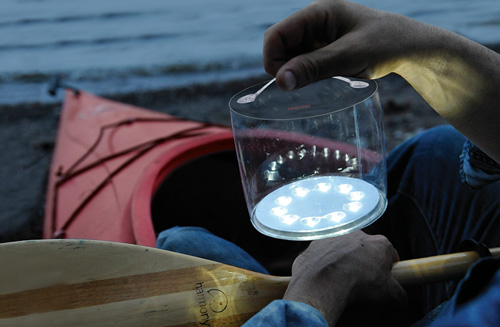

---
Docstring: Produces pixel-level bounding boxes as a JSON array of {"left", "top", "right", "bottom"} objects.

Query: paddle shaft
[
  {"left": 276, "top": 246, "right": 500, "bottom": 287},
  {"left": 392, "top": 247, "right": 500, "bottom": 285}
]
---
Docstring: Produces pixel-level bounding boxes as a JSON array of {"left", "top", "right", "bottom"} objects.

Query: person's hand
[
  {"left": 263, "top": 0, "right": 419, "bottom": 91},
  {"left": 263, "top": 0, "right": 500, "bottom": 164},
  {"left": 283, "top": 230, "right": 407, "bottom": 326}
]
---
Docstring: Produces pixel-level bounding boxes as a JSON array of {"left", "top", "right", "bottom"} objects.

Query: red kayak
[{"left": 44, "top": 90, "right": 235, "bottom": 247}]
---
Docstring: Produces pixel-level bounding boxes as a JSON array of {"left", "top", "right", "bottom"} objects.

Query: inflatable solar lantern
[{"left": 229, "top": 77, "right": 387, "bottom": 241}]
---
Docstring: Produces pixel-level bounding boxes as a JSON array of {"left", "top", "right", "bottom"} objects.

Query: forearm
[{"left": 379, "top": 15, "right": 500, "bottom": 162}]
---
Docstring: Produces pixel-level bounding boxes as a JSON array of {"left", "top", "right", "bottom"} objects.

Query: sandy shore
[{"left": 0, "top": 73, "right": 447, "bottom": 242}]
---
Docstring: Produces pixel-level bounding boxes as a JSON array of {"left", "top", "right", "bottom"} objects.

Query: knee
[
  {"left": 386, "top": 125, "right": 467, "bottom": 183},
  {"left": 156, "top": 226, "right": 210, "bottom": 250},
  {"left": 414, "top": 125, "right": 465, "bottom": 147},
  {"left": 390, "top": 125, "right": 465, "bottom": 161}
]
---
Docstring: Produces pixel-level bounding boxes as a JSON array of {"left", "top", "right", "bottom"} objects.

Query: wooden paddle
[{"left": 0, "top": 239, "right": 498, "bottom": 327}]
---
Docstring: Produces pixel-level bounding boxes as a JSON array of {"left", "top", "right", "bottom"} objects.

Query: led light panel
[{"left": 253, "top": 175, "right": 381, "bottom": 235}]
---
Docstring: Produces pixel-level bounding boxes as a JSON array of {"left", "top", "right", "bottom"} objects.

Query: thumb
[{"left": 275, "top": 38, "right": 369, "bottom": 91}]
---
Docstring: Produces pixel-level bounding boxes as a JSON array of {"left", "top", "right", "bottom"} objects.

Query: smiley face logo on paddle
[{"left": 207, "top": 289, "right": 228, "bottom": 313}]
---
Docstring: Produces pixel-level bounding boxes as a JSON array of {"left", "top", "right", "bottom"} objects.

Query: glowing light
[
  {"left": 301, "top": 217, "right": 320, "bottom": 227},
  {"left": 316, "top": 182, "right": 332, "bottom": 192},
  {"left": 325, "top": 211, "right": 346, "bottom": 223},
  {"left": 275, "top": 196, "right": 292, "bottom": 206},
  {"left": 323, "top": 148, "right": 330, "bottom": 158},
  {"left": 269, "top": 161, "right": 278, "bottom": 171},
  {"left": 311, "top": 145, "right": 317, "bottom": 157},
  {"left": 343, "top": 202, "right": 363, "bottom": 212},
  {"left": 292, "top": 187, "right": 310, "bottom": 197},
  {"left": 336, "top": 184, "right": 353, "bottom": 194},
  {"left": 347, "top": 191, "right": 365, "bottom": 201},
  {"left": 287, "top": 151, "right": 295, "bottom": 159},
  {"left": 271, "top": 207, "right": 288, "bottom": 216},
  {"left": 253, "top": 175, "right": 383, "bottom": 238},
  {"left": 277, "top": 155, "right": 285, "bottom": 164},
  {"left": 298, "top": 149, "right": 307, "bottom": 160},
  {"left": 264, "top": 170, "right": 281, "bottom": 182},
  {"left": 279, "top": 215, "right": 299, "bottom": 225}
]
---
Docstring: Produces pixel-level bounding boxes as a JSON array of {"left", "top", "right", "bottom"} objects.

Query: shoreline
[{"left": 1, "top": 42, "right": 499, "bottom": 109}]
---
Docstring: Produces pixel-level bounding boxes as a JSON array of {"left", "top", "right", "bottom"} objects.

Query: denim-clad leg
[
  {"left": 156, "top": 226, "right": 269, "bottom": 274},
  {"left": 367, "top": 124, "right": 500, "bottom": 320}
]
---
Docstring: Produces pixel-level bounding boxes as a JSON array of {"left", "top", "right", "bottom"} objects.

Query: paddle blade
[{"left": 0, "top": 239, "right": 289, "bottom": 327}]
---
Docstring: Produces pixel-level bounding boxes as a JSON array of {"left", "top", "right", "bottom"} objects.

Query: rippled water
[{"left": 1, "top": 0, "right": 499, "bottom": 104}]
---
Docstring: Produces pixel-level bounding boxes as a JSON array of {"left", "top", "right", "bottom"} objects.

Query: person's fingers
[
  {"left": 392, "top": 246, "right": 401, "bottom": 262},
  {"left": 263, "top": 0, "right": 399, "bottom": 91},
  {"left": 274, "top": 34, "right": 371, "bottom": 91},
  {"left": 380, "top": 238, "right": 407, "bottom": 304},
  {"left": 371, "top": 233, "right": 400, "bottom": 263},
  {"left": 262, "top": 26, "right": 290, "bottom": 77},
  {"left": 263, "top": 2, "right": 340, "bottom": 78}
]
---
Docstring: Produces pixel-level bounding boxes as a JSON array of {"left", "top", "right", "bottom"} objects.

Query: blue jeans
[
  {"left": 156, "top": 125, "right": 500, "bottom": 325},
  {"left": 365, "top": 125, "right": 500, "bottom": 322},
  {"left": 156, "top": 225, "right": 269, "bottom": 274}
]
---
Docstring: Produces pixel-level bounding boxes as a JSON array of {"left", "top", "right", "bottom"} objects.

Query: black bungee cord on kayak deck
[
  {"left": 46, "top": 81, "right": 231, "bottom": 238},
  {"left": 50, "top": 119, "right": 211, "bottom": 239}
]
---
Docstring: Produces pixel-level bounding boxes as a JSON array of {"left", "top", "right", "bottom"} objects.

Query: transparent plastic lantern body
[{"left": 229, "top": 77, "right": 387, "bottom": 240}]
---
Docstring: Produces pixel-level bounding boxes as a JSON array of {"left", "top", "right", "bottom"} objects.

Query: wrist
[{"left": 282, "top": 270, "right": 355, "bottom": 325}]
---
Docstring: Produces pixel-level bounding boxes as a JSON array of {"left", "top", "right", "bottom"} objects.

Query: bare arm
[{"left": 263, "top": 0, "right": 500, "bottom": 162}]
